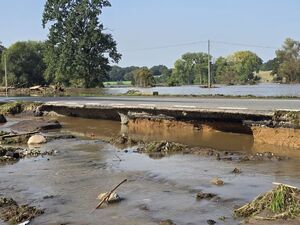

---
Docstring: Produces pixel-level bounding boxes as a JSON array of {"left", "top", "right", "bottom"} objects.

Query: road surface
[{"left": 0, "top": 96, "right": 299, "bottom": 112}]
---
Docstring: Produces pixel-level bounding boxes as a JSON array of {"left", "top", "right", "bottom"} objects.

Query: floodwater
[
  {"left": 105, "top": 83, "right": 300, "bottom": 97},
  {"left": 1, "top": 117, "right": 300, "bottom": 225}
]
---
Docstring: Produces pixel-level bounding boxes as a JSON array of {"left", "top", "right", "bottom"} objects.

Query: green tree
[
  {"left": 1, "top": 41, "right": 46, "bottom": 87},
  {"left": 214, "top": 57, "right": 238, "bottom": 85},
  {"left": 169, "top": 52, "right": 209, "bottom": 86},
  {"left": 132, "top": 68, "right": 155, "bottom": 87},
  {"left": 42, "top": 0, "right": 121, "bottom": 88},
  {"left": 260, "top": 58, "right": 279, "bottom": 72},
  {"left": 275, "top": 38, "right": 300, "bottom": 83},
  {"left": 228, "top": 51, "right": 262, "bottom": 84},
  {"left": 150, "top": 65, "right": 168, "bottom": 76}
]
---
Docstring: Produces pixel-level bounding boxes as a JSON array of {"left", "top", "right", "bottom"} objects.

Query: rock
[
  {"left": 97, "top": 192, "right": 121, "bottom": 203},
  {"left": 27, "top": 135, "right": 47, "bottom": 145},
  {"left": 159, "top": 219, "right": 176, "bottom": 225},
  {"left": 196, "top": 192, "right": 217, "bottom": 200},
  {"left": 211, "top": 178, "right": 224, "bottom": 186},
  {"left": 0, "top": 114, "right": 7, "bottom": 123},
  {"left": 232, "top": 168, "right": 241, "bottom": 174},
  {"left": 207, "top": 219, "right": 216, "bottom": 225}
]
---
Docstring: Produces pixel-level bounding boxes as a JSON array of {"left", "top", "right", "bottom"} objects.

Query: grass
[
  {"left": 0, "top": 101, "right": 42, "bottom": 115},
  {"left": 234, "top": 184, "right": 300, "bottom": 220}
]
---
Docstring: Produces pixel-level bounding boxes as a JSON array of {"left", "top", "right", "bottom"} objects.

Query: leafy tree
[
  {"left": 108, "top": 66, "right": 125, "bottom": 81},
  {"left": 228, "top": 51, "right": 262, "bottom": 84},
  {"left": 214, "top": 57, "right": 238, "bottom": 85},
  {"left": 132, "top": 68, "right": 155, "bottom": 87},
  {"left": 275, "top": 38, "right": 300, "bottom": 83},
  {"left": 260, "top": 58, "right": 279, "bottom": 71},
  {"left": 150, "top": 65, "right": 168, "bottom": 76},
  {"left": 169, "top": 52, "right": 209, "bottom": 86},
  {"left": 42, "top": 0, "right": 121, "bottom": 88},
  {"left": 1, "top": 41, "right": 46, "bottom": 87}
]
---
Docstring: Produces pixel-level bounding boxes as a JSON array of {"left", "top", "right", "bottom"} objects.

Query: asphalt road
[{"left": 0, "top": 96, "right": 299, "bottom": 111}]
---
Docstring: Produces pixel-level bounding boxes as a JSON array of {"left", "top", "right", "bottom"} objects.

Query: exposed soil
[{"left": 0, "top": 196, "right": 44, "bottom": 225}]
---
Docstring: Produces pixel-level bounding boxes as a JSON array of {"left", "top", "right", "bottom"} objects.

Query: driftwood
[
  {"left": 91, "top": 179, "right": 127, "bottom": 213},
  {"left": 0, "top": 131, "right": 39, "bottom": 140}
]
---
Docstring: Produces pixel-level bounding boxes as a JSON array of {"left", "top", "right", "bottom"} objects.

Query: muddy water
[
  {"left": 0, "top": 117, "right": 300, "bottom": 225},
  {"left": 58, "top": 116, "right": 300, "bottom": 158}
]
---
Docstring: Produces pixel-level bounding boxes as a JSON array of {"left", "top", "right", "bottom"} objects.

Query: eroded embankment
[{"left": 39, "top": 103, "right": 300, "bottom": 150}]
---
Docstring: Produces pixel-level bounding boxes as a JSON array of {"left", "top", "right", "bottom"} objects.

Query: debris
[
  {"left": 91, "top": 178, "right": 127, "bottom": 212},
  {"left": 234, "top": 183, "right": 300, "bottom": 220},
  {"left": 211, "top": 178, "right": 224, "bottom": 186},
  {"left": 29, "top": 85, "right": 43, "bottom": 91},
  {"left": 0, "top": 196, "right": 44, "bottom": 225},
  {"left": 232, "top": 168, "right": 241, "bottom": 174},
  {"left": 0, "top": 132, "right": 39, "bottom": 145},
  {"left": 110, "top": 134, "right": 139, "bottom": 147},
  {"left": 140, "top": 141, "right": 186, "bottom": 154},
  {"left": 27, "top": 134, "right": 47, "bottom": 145},
  {"left": 196, "top": 192, "right": 218, "bottom": 200}
]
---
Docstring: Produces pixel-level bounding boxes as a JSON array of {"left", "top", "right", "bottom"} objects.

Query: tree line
[
  {"left": 107, "top": 38, "right": 300, "bottom": 87},
  {"left": 0, "top": 0, "right": 299, "bottom": 88}
]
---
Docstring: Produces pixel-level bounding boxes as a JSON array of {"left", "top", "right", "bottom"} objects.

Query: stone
[
  {"left": 97, "top": 192, "right": 121, "bottom": 203},
  {"left": 207, "top": 219, "right": 216, "bottom": 225},
  {"left": 211, "top": 178, "right": 224, "bottom": 186},
  {"left": 196, "top": 192, "right": 217, "bottom": 200},
  {"left": 27, "top": 134, "right": 47, "bottom": 145}
]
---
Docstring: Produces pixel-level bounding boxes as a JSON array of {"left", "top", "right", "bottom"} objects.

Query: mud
[
  {"left": 252, "top": 126, "right": 300, "bottom": 149},
  {"left": 9, "top": 119, "right": 61, "bottom": 133},
  {"left": 0, "top": 196, "right": 44, "bottom": 225}
]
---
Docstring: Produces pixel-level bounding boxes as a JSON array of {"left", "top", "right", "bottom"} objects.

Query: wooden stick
[{"left": 91, "top": 178, "right": 127, "bottom": 213}]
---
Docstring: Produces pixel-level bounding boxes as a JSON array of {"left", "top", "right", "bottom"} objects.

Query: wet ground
[{"left": 1, "top": 117, "right": 300, "bottom": 225}]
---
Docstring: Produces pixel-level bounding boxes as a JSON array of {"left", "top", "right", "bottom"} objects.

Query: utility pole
[
  {"left": 4, "top": 53, "right": 8, "bottom": 97},
  {"left": 207, "top": 40, "right": 211, "bottom": 88}
]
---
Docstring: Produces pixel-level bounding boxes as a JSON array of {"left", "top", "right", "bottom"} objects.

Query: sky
[{"left": 0, "top": 0, "right": 300, "bottom": 67}]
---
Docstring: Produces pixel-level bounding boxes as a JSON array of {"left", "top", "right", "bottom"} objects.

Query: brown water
[{"left": 0, "top": 117, "right": 300, "bottom": 225}]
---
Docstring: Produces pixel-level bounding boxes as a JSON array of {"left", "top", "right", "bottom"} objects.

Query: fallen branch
[
  {"left": 0, "top": 131, "right": 39, "bottom": 140},
  {"left": 91, "top": 178, "right": 127, "bottom": 213}
]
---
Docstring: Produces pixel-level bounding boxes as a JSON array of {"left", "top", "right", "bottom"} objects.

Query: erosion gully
[{"left": 1, "top": 116, "right": 300, "bottom": 225}]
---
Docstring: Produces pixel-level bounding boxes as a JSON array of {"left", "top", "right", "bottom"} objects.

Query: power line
[
  {"left": 120, "top": 39, "right": 278, "bottom": 53},
  {"left": 120, "top": 40, "right": 207, "bottom": 52}
]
